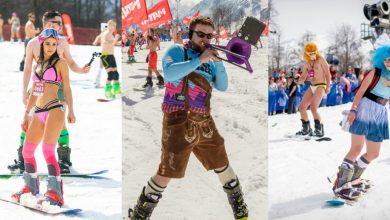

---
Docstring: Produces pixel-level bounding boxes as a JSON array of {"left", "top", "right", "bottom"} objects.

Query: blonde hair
[{"left": 303, "top": 41, "right": 321, "bottom": 62}]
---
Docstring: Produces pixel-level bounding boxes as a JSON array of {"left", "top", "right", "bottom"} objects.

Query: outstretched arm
[{"left": 62, "top": 39, "right": 90, "bottom": 74}]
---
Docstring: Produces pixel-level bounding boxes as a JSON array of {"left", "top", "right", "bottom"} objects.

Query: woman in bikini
[
  {"left": 12, "top": 28, "right": 75, "bottom": 207},
  {"left": 8, "top": 12, "right": 21, "bottom": 43}
]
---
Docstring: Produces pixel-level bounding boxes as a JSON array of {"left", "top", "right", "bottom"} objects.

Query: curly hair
[
  {"left": 303, "top": 41, "right": 321, "bottom": 62},
  {"left": 372, "top": 46, "right": 390, "bottom": 71}
]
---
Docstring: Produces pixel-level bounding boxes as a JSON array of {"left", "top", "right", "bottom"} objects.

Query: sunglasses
[
  {"left": 385, "top": 58, "right": 390, "bottom": 62},
  {"left": 193, "top": 30, "right": 213, "bottom": 39}
]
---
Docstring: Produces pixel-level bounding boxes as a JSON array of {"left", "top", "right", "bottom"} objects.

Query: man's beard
[{"left": 190, "top": 40, "right": 206, "bottom": 52}]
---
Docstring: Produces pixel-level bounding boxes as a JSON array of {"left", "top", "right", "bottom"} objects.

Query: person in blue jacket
[{"left": 129, "top": 16, "right": 248, "bottom": 220}]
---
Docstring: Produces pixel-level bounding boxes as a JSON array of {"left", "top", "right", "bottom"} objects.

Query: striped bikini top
[{"left": 32, "top": 58, "right": 62, "bottom": 86}]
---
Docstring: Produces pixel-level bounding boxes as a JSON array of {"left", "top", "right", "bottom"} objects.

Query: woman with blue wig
[{"left": 332, "top": 46, "right": 390, "bottom": 201}]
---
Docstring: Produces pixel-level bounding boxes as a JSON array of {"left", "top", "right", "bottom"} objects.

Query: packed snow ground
[
  {"left": 269, "top": 104, "right": 390, "bottom": 220},
  {"left": 121, "top": 38, "right": 268, "bottom": 219},
  {"left": 0, "top": 41, "right": 122, "bottom": 219}
]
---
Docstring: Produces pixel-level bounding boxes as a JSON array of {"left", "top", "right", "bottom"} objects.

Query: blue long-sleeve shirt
[{"left": 162, "top": 44, "right": 228, "bottom": 91}]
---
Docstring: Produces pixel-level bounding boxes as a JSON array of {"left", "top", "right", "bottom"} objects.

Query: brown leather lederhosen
[{"left": 157, "top": 48, "right": 229, "bottom": 178}]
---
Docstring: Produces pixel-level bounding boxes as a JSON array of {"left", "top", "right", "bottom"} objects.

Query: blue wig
[{"left": 372, "top": 46, "right": 390, "bottom": 73}]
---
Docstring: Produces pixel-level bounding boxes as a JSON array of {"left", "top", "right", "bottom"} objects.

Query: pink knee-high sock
[
  {"left": 42, "top": 143, "right": 60, "bottom": 176},
  {"left": 23, "top": 142, "right": 38, "bottom": 173}
]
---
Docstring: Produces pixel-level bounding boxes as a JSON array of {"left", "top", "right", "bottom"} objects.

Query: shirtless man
[
  {"left": 0, "top": 14, "right": 4, "bottom": 41},
  {"left": 92, "top": 31, "right": 105, "bottom": 88},
  {"left": 20, "top": 13, "right": 40, "bottom": 71},
  {"left": 143, "top": 28, "right": 164, "bottom": 88},
  {"left": 100, "top": 20, "right": 122, "bottom": 98},
  {"left": 8, "top": 10, "right": 90, "bottom": 174},
  {"left": 296, "top": 42, "right": 331, "bottom": 137}
]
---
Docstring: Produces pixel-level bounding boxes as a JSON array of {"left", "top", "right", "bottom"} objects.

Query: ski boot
[
  {"left": 332, "top": 166, "right": 362, "bottom": 201},
  {"left": 310, "top": 119, "right": 324, "bottom": 137},
  {"left": 351, "top": 162, "right": 371, "bottom": 193},
  {"left": 11, "top": 172, "right": 39, "bottom": 203},
  {"left": 105, "top": 84, "right": 114, "bottom": 99},
  {"left": 295, "top": 119, "right": 312, "bottom": 136},
  {"left": 156, "top": 75, "right": 165, "bottom": 88},
  {"left": 57, "top": 144, "right": 72, "bottom": 174},
  {"left": 7, "top": 146, "right": 25, "bottom": 174},
  {"left": 223, "top": 179, "right": 248, "bottom": 220},
  {"left": 142, "top": 76, "right": 153, "bottom": 89},
  {"left": 39, "top": 176, "right": 64, "bottom": 207},
  {"left": 128, "top": 187, "right": 162, "bottom": 220}
]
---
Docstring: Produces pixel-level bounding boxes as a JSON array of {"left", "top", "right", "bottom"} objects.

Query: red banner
[
  {"left": 262, "top": 20, "right": 269, "bottom": 36},
  {"left": 122, "top": 0, "right": 148, "bottom": 28},
  {"left": 182, "top": 10, "right": 200, "bottom": 25},
  {"left": 183, "top": 17, "right": 191, "bottom": 25},
  {"left": 193, "top": 10, "right": 200, "bottom": 18},
  {"left": 219, "top": 26, "right": 228, "bottom": 39},
  {"left": 140, "top": 0, "right": 173, "bottom": 30},
  {"left": 61, "top": 13, "right": 75, "bottom": 44}
]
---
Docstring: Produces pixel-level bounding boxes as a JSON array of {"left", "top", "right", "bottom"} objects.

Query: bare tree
[{"left": 329, "top": 24, "right": 364, "bottom": 72}]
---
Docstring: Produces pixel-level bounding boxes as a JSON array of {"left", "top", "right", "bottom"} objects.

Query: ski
[
  {"left": 0, "top": 169, "right": 108, "bottom": 179},
  {"left": 0, "top": 196, "right": 82, "bottom": 215}
]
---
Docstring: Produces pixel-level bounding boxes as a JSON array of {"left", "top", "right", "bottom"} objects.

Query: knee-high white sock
[
  {"left": 215, "top": 164, "right": 237, "bottom": 186},
  {"left": 144, "top": 177, "right": 166, "bottom": 195}
]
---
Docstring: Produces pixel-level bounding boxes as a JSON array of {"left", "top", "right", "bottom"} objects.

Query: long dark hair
[{"left": 37, "top": 37, "right": 59, "bottom": 75}]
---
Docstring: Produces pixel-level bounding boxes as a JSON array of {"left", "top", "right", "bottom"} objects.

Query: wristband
[{"left": 350, "top": 109, "right": 357, "bottom": 114}]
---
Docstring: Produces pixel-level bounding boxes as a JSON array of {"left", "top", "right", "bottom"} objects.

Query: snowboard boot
[
  {"left": 105, "top": 84, "right": 114, "bottom": 99},
  {"left": 311, "top": 119, "right": 324, "bottom": 137},
  {"left": 40, "top": 176, "right": 64, "bottom": 207},
  {"left": 7, "top": 146, "right": 25, "bottom": 173},
  {"left": 128, "top": 55, "right": 136, "bottom": 63},
  {"left": 156, "top": 75, "right": 164, "bottom": 87},
  {"left": 12, "top": 172, "right": 39, "bottom": 203},
  {"left": 333, "top": 166, "right": 362, "bottom": 201},
  {"left": 113, "top": 82, "right": 122, "bottom": 97},
  {"left": 20, "top": 60, "right": 25, "bottom": 72},
  {"left": 57, "top": 144, "right": 72, "bottom": 174},
  {"left": 351, "top": 162, "right": 371, "bottom": 193},
  {"left": 223, "top": 178, "right": 248, "bottom": 220},
  {"left": 142, "top": 76, "right": 153, "bottom": 89},
  {"left": 128, "top": 187, "right": 162, "bottom": 220},
  {"left": 296, "top": 119, "right": 312, "bottom": 136}
]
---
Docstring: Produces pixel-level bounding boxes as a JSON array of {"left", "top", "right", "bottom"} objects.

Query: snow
[
  {"left": 0, "top": 41, "right": 122, "bottom": 219},
  {"left": 269, "top": 104, "right": 390, "bottom": 220},
  {"left": 121, "top": 38, "right": 268, "bottom": 219}
]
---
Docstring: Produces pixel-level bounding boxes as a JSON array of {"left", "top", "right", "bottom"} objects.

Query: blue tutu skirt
[{"left": 349, "top": 97, "right": 389, "bottom": 142}]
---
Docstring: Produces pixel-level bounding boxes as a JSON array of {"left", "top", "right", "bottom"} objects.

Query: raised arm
[{"left": 62, "top": 39, "right": 90, "bottom": 74}]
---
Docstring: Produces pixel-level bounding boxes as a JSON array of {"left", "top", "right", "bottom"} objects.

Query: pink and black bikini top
[{"left": 32, "top": 58, "right": 62, "bottom": 86}]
